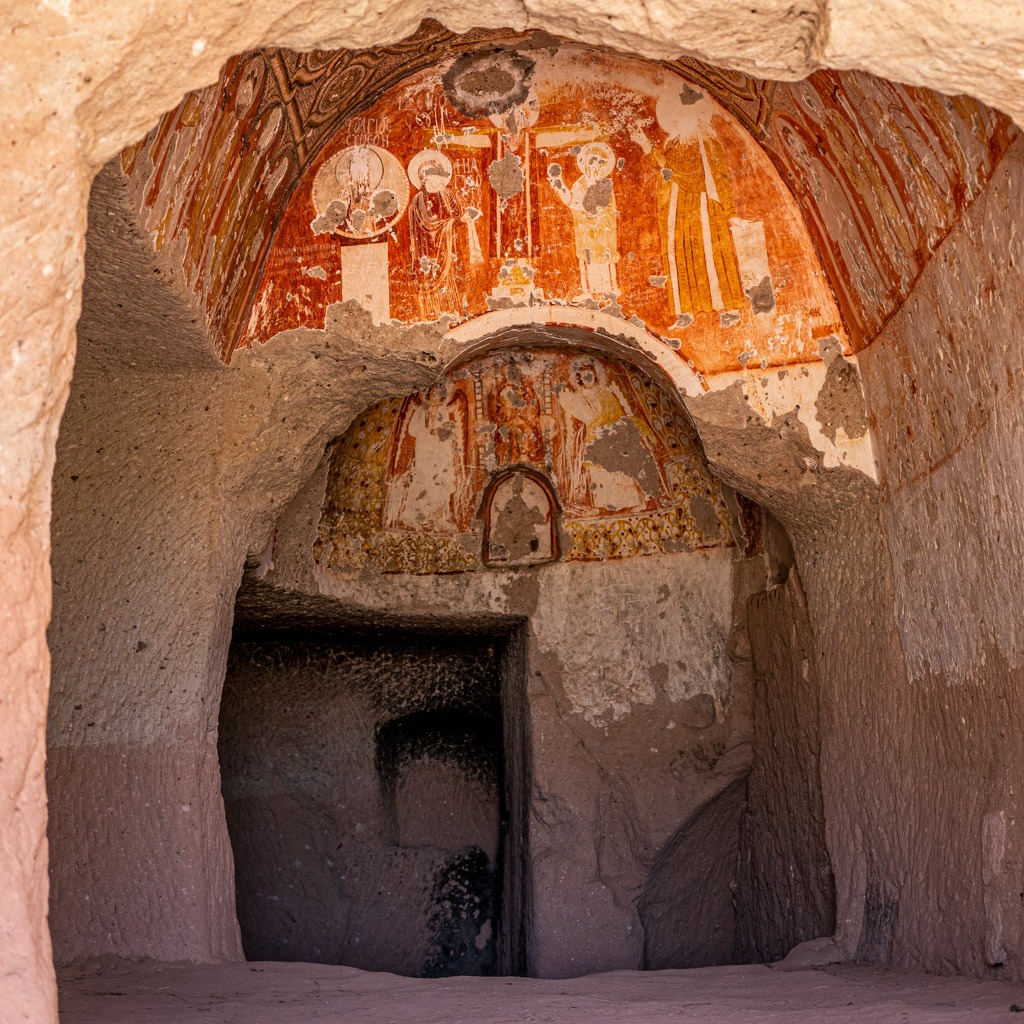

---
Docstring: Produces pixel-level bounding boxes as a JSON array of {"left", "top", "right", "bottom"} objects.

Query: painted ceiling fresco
[
  {"left": 247, "top": 45, "right": 848, "bottom": 381},
  {"left": 314, "top": 346, "right": 733, "bottom": 574},
  {"left": 691, "top": 64, "right": 1016, "bottom": 347},
  {"left": 123, "top": 23, "right": 1016, "bottom": 366},
  {"left": 121, "top": 23, "right": 510, "bottom": 363}
]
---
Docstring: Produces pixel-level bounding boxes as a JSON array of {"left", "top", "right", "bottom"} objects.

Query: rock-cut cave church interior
[{"left": 8, "top": 5, "right": 1024, "bottom": 1022}]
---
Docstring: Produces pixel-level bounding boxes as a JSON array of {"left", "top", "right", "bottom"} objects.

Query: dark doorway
[{"left": 218, "top": 597, "right": 530, "bottom": 977}]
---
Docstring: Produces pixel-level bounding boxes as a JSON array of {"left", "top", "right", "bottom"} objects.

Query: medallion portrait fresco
[{"left": 314, "top": 346, "right": 733, "bottom": 575}]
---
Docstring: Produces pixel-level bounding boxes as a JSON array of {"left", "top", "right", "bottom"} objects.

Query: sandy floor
[{"left": 58, "top": 959, "right": 1024, "bottom": 1023}]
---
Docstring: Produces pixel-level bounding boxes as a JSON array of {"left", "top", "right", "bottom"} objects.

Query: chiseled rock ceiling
[
  {"left": 314, "top": 344, "right": 738, "bottom": 575},
  {"left": 122, "top": 21, "right": 1016, "bottom": 372}
]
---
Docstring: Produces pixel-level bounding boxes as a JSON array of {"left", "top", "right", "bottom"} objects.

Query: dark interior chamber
[{"left": 218, "top": 616, "right": 530, "bottom": 977}]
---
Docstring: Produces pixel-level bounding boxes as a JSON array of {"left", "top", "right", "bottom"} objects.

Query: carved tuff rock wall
[
  {"left": 9, "top": 9, "right": 1024, "bottom": 1023},
  {"left": 852, "top": 143, "right": 1024, "bottom": 976},
  {"left": 294, "top": 531, "right": 749, "bottom": 977}
]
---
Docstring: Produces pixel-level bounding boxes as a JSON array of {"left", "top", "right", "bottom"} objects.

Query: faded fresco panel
[
  {"left": 123, "top": 26, "right": 1014, "bottom": 365},
  {"left": 314, "top": 346, "right": 732, "bottom": 574}
]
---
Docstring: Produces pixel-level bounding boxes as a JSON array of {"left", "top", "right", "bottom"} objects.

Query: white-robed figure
[
  {"left": 546, "top": 142, "right": 620, "bottom": 302},
  {"left": 384, "top": 378, "right": 471, "bottom": 531},
  {"left": 556, "top": 356, "right": 654, "bottom": 513}
]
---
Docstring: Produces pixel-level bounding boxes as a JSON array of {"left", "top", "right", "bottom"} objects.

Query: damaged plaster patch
[
  {"left": 818, "top": 335, "right": 844, "bottom": 364},
  {"left": 691, "top": 362, "right": 877, "bottom": 481},
  {"left": 815, "top": 336, "right": 869, "bottom": 443},
  {"left": 513, "top": 30, "right": 561, "bottom": 54},
  {"left": 745, "top": 274, "right": 776, "bottom": 313},
  {"left": 687, "top": 495, "right": 721, "bottom": 537},
  {"left": 520, "top": 556, "right": 735, "bottom": 723},
  {"left": 443, "top": 48, "right": 536, "bottom": 118},
  {"left": 488, "top": 153, "right": 525, "bottom": 197},
  {"left": 372, "top": 190, "right": 398, "bottom": 219},
  {"left": 311, "top": 199, "right": 348, "bottom": 235},
  {"left": 585, "top": 419, "right": 658, "bottom": 499},
  {"left": 489, "top": 490, "right": 546, "bottom": 563},
  {"left": 500, "top": 572, "right": 541, "bottom": 617},
  {"left": 582, "top": 178, "right": 613, "bottom": 213},
  {"left": 677, "top": 82, "right": 704, "bottom": 105},
  {"left": 675, "top": 693, "right": 717, "bottom": 729},
  {"left": 301, "top": 265, "right": 328, "bottom": 280},
  {"left": 685, "top": 380, "right": 765, "bottom": 432}
]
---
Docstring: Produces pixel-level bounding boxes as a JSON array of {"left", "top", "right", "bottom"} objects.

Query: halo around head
[
  {"left": 407, "top": 149, "right": 454, "bottom": 191},
  {"left": 488, "top": 87, "right": 541, "bottom": 134},
  {"left": 576, "top": 141, "right": 616, "bottom": 177},
  {"left": 654, "top": 82, "right": 713, "bottom": 137},
  {"left": 570, "top": 354, "right": 602, "bottom": 385},
  {"left": 311, "top": 143, "right": 410, "bottom": 239},
  {"left": 335, "top": 145, "right": 385, "bottom": 192}
]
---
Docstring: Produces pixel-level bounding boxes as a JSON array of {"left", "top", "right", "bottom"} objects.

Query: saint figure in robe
[
  {"left": 492, "top": 379, "right": 546, "bottom": 468},
  {"left": 557, "top": 357, "right": 662, "bottom": 514},
  {"left": 407, "top": 149, "right": 481, "bottom": 322},
  {"left": 384, "top": 379, "right": 472, "bottom": 531},
  {"left": 546, "top": 141, "right": 620, "bottom": 301},
  {"left": 631, "top": 87, "right": 745, "bottom": 323}
]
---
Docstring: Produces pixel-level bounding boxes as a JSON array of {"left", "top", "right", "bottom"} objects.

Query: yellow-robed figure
[{"left": 633, "top": 88, "right": 745, "bottom": 320}]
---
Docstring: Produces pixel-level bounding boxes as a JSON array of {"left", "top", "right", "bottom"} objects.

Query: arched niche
[
  {"left": 305, "top": 328, "right": 752, "bottom": 978},
  {"left": 481, "top": 469, "right": 559, "bottom": 568}
]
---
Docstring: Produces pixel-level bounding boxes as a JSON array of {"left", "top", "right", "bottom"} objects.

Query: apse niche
[{"left": 137, "top": 36, "right": 859, "bottom": 975}]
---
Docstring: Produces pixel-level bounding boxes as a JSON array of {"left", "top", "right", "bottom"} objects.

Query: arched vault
[{"left": 120, "top": 25, "right": 1016, "bottom": 481}]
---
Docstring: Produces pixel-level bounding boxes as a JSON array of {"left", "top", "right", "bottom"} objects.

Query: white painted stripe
[
  {"left": 667, "top": 181, "right": 681, "bottom": 317},
  {"left": 700, "top": 191, "right": 724, "bottom": 312}
]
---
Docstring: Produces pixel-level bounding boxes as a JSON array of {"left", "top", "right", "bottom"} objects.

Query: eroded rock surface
[{"left": 5, "top": 5, "right": 1024, "bottom": 1022}]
